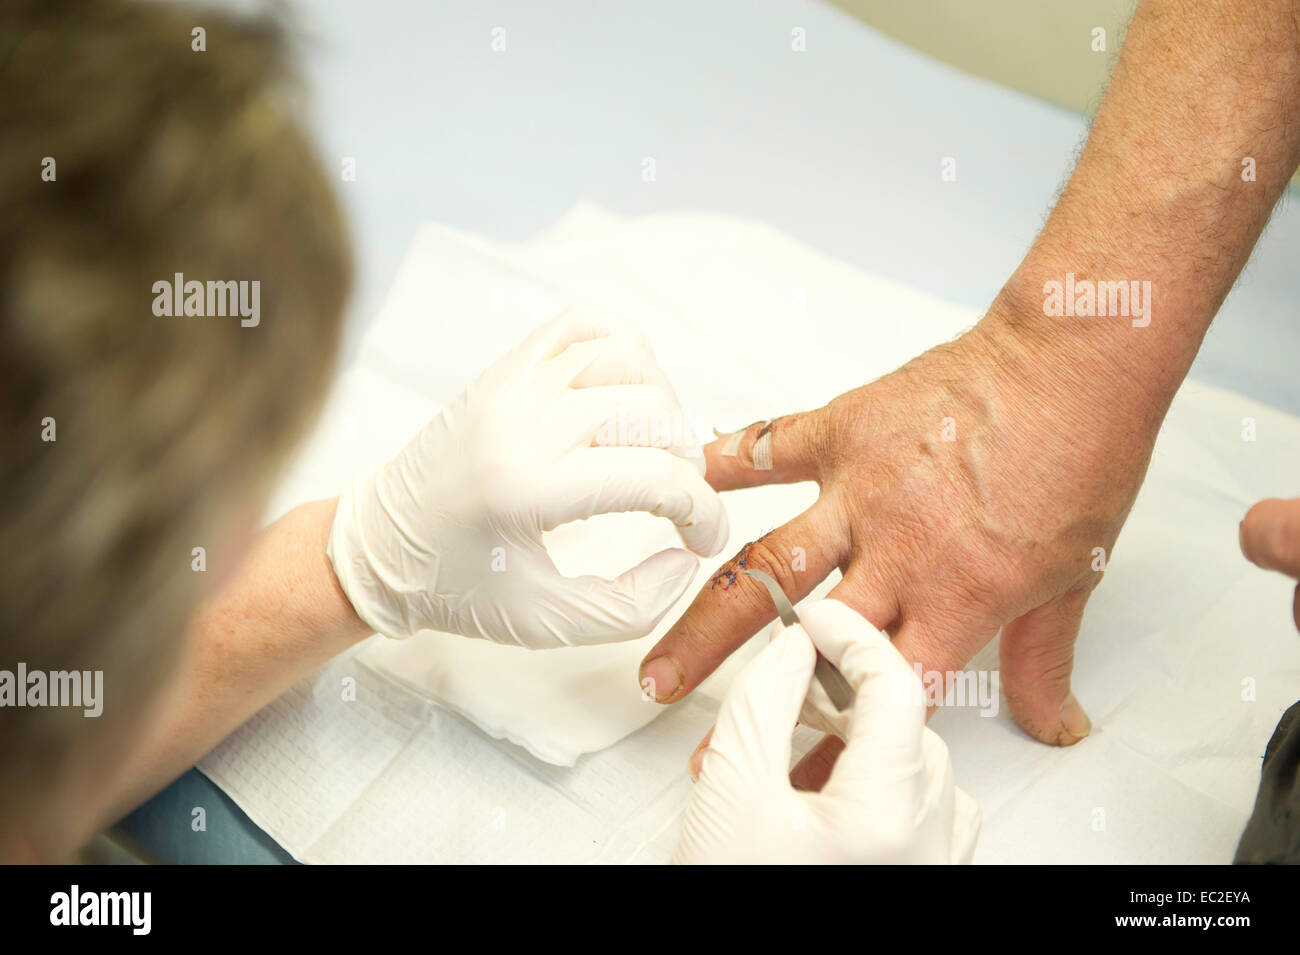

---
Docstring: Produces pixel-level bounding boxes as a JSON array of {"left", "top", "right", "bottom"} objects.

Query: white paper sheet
[
  {"left": 356, "top": 482, "right": 822, "bottom": 767},
  {"left": 200, "top": 205, "right": 1300, "bottom": 863}
]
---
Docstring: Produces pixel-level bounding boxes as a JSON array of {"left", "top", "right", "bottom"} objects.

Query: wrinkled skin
[{"left": 641, "top": 316, "right": 1161, "bottom": 784}]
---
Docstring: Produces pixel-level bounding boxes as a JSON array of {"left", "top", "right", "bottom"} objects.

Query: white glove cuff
[{"left": 327, "top": 472, "right": 416, "bottom": 640}]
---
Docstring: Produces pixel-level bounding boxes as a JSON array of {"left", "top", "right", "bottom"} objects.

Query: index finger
[{"left": 637, "top": 500, "right": 846, "bottom": 703}]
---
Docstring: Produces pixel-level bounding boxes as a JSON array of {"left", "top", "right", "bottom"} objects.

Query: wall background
[
  {"left": 832, "top": 0, "right": 1135, "bottom": 113},
  {"left": 277, "top": 0, "right": 1300, "bottom": 413},
  {"left": 832, "top": 0, "right": 1300, "bottom": 189}
]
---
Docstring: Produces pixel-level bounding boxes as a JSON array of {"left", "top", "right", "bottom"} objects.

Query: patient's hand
[
  {"left": 1240, "top": 498, "right": 1300, "bottom": 631},
  {"left": 640, "top": 311, "right": 1156, "bottom": 757},
  {"left": 639, "top": 0, "right": 1300, "bottom": 776}
]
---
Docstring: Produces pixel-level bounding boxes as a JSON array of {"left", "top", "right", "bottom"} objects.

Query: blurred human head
[{"left": 0, "top": 0, "right": 351, "bottom": 857}]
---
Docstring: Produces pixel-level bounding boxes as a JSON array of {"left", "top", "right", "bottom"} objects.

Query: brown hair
[{"left": 0, "top": 0, "right": 351, "bottom": 852}]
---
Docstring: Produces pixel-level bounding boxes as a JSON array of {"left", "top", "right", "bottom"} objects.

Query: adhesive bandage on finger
[
  {"left": 715, "top": 420, "right": 773, "bottom": 469},
  {"left": 751, "top": 425, "right": 774, "bottom": 471}
]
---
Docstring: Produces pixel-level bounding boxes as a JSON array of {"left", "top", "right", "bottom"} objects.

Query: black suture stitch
[{"left": 707, "top": 529, "right": 774, "bottom": 590}]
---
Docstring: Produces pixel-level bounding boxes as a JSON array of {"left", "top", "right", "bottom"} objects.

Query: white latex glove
[
  {"left": 673, "top": 598, "right": 981, "bottom": 864},
  {"left": 328, "top": 307, "right": 729, "bottom": 648}
]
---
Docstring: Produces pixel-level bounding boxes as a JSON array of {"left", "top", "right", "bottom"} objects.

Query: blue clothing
[{"left": 114, "top": 768, "right": 296, "bottom": 865}]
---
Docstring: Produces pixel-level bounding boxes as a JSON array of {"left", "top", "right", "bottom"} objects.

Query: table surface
[{"left": 289, "top": 0, "right": 1299, "bottom": 413}]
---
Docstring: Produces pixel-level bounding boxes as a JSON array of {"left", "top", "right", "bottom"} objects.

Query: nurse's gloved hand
[
  {"left": 328, "top": 307, "right": 729, "bottom": 648},
  {"left": 673, "top": 599, "right": 980, "bottom": 864}
]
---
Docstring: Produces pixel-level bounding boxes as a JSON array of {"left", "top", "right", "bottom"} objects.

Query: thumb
[
  {"left": 704, "top": 410, "right": 826, "bottom": 491},
  {"left": 545, "top": 547, "right": 699, "bottom": 647},
  {"left": 999, "top": 586, "right": 1093, "bottom": 746},
  {"left": 797, "top": 599, "right": 928, "bottom": 795},
  {"left": 704, "top": 624, "right": 817, "bottom": 784}
]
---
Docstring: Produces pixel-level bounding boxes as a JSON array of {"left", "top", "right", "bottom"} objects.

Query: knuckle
[
  {"left": 805, "top": 405, "right": 836, "bottom": 464},
  {"left": 931, "top": 556, "right": 1010, "bottom": 621},
  {"left": 1020, "top": 653, "right": 1074, "bottom": 687},
  {"left": 705, "top": 534, "right": 804, "bottom": 620},
  {"left": 738, "top": 535, "right": 799, "bottom": 597}
]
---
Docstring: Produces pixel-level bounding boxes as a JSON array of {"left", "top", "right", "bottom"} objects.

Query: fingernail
[
  {"left": 639, "top": 655, "right": 683, "bottom": 703},
  {"left": 1060, "top": 692, "right": 1092, "bottom": 740}
]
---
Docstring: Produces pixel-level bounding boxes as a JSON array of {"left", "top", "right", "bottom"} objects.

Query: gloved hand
[
  {"left": 673, "top": 599, "right": 980, "bottom": 864},
  {"left": 328, "top": 307, "right": 729, "bottom": 648}
]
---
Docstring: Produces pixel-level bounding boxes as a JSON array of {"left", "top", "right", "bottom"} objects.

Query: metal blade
[{"left": 741, "top": 569, "right": 855, "bottom": 712}]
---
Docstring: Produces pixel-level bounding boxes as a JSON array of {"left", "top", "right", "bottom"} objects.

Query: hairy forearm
[
  {"left": 101, "top": 498, "right": 369, "bottom": 828},
  {"left": 982, "top": 0, "right": 1300, "bottom": 435}
]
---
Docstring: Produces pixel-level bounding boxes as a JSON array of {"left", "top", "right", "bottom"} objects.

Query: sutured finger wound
[{"left": 708, "top": 533, "right": 795, "bottom": 602}]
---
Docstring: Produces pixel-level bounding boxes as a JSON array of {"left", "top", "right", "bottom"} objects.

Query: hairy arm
[
  {"left": 990, "top": 0, "right": 1300, "bottom": 422},
  {"left": 98, "top": 498, "right": 369, "bottom": 830}
]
